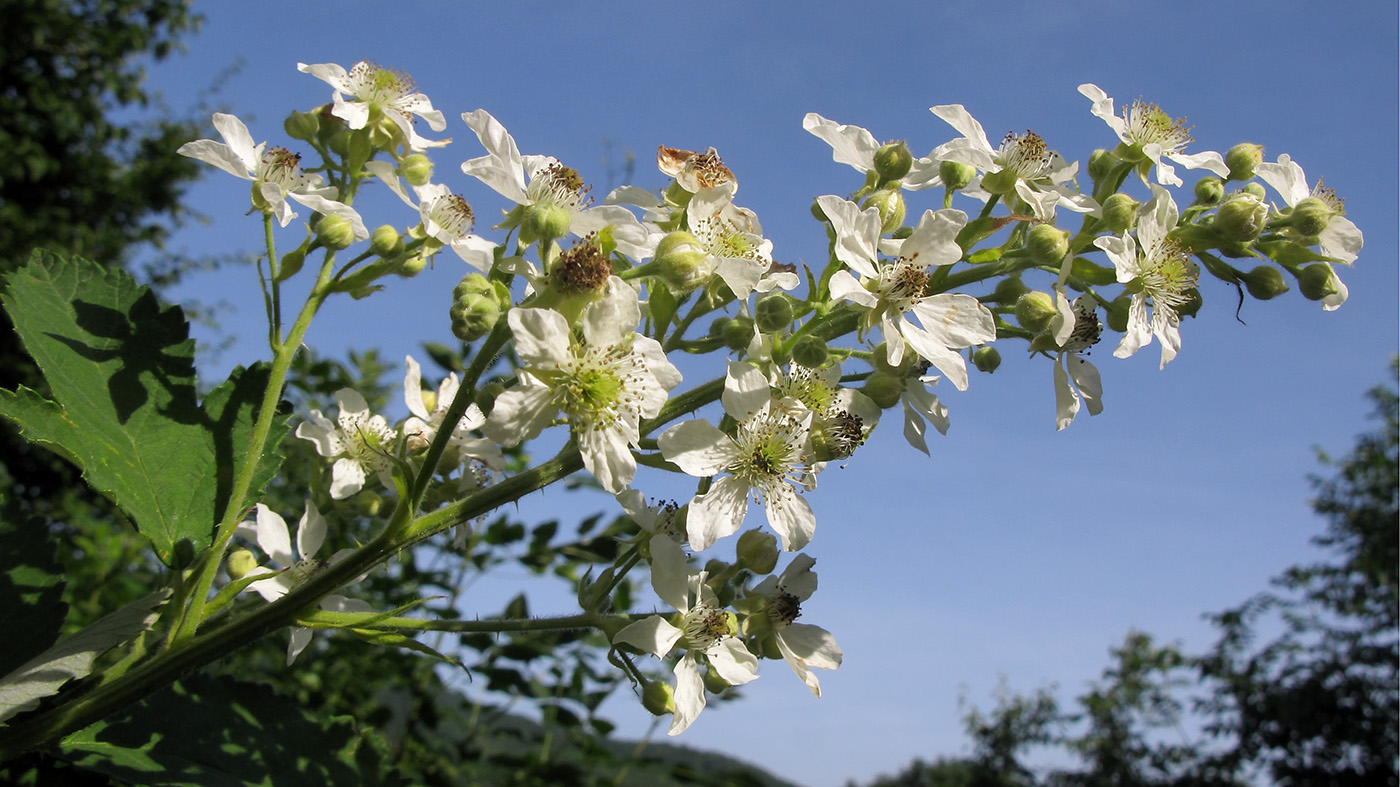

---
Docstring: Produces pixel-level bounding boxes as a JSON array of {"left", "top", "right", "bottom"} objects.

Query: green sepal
[
  {"left": 967, "top": 247, "right": 1004, "bottom": 264},
  {"left": 1255, "top": 239, "right": 1335, "bottom": 269},
  {"left": 649, "top": 280, "right": 679, "bottom": 332},
  {"left": 347, "top": 628, "right": 468, "bottom": 672},
  {"left": 956, "top": 217, "right": 999, "bottom": 254}
]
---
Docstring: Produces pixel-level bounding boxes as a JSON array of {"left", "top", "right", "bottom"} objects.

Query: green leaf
[
  {"left": 0, "top": 589, "right": 168, "bottom": 723},
  {"left": 0, "top": 253, "right": 287, "bottom": 565},
  {"left": 649, "top": 281, "right": 679, "bottom": 331},
  {"left": 1255, "top": 239, "right": 1334, "bottom": 268},
  {"left": 57, "top": 674, "right": 400, "bottom": 786},
  {"left": 0, "top": 518, "right": 67, "bottom": 676}
]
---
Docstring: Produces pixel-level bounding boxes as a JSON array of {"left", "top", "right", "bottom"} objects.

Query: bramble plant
[{"left": 0, "top": 60, "right": 1364, "bottom": 771}]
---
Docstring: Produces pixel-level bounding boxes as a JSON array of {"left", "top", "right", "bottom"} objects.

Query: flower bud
[
  {"left": 1100, "top": 193, "right": 1140, "bottom": 234},
  {"left": 356, "top": 491, "right": 384, "bottom": 517},
  {"left": 1194, "top": 176, "right": 1224, "bottom": 206},
  {"left": 990, "top": 276, "right": 1030, "bottom": 304},
  {"left": 642, "top": 680, "right": 676, "bottom": 716},
  {"left": 1289, "top": 197, "right": 1334, "bottom": 238},
  {"left": 283, "top": 110, "right": 321, "bottom": 142},
  {"left": 702, "top": 663, "right": 732, "bottom": 694},
  {"left": 226, "top": 548, "right": 258, "bottom": 580},
  {"left": 451, "top": 273, "right": 509, "bottom": 342},
  {"left": 939, "top": 160, "right": 976, "bottom": 192},
  {"left": 862, "top": 371, "right": 906, "bottom": 409},
  {"left": 873, "top": 140, "right": 914, "bottom": 183},
  {"left": 655, "top": 231, "right": 713, "bottom": 292},
  {"left": 1026, "top": 224, "right": 1070, "bottom": 265},
  {"left": 1215, "top": 193, "right": 1269, "bottom": 242},
  {"left": 1178, "top": 288, "right": 1202, "bottom": 318},
  {"left": 1297, "top": 263, "right": 1340, "bottom": 302},
  {"left": 397, "top": 255, "right": 428, "bottom": 278},
  {"left": 398, "top": 153, "right": 434, "bottom": 187},
  {"left": 721, "top": 316, "right": 755, "bottom": 351},
  {"left": 1087, "top": 148, "right": 1115, "bottom": 181},
  {"left": 1105, "top": 293, "right": 1131, "bottom": 333},
  {"left": 327, "top": 129, "right": 353, "bottom": 158},
  {"left": 521, "top": 204, "right": 572, "bottom": 245},
  {"left": 370, "top": 225, "right": 404, "bottom": 258},
  {"left": 861, "top": 186, "right": 906, "bottom": 233},
  {"left": 1240, "top": 182, "right": 1266, "bottom": 200},
  {"left": 736, "top": 529, "right": 779, "bottom": 575},
  {"left": 276, "top": 248, "right": 305, "bottom": 282},
  {"left": 475, "top": 381, "right": 505, "bottom": 416},
  {"left": 1224, "top": 143, "right": 1265, "bottom": 182},
  {"left": 790, "top": 335, "right": 829, "bottom": 369},
  {"left": 972, "top": 345, "right": 1001, "bottom": 373},
  {"left": 316, "top": 215, "right": 356, "bottom": 250},
  {"left": 871, "top": 342, "right": 913, "bottom": 376},
  {"left": 1242, "top": 265, "right": 1289, "bottom": 300},
  {"left": 754, "top": 293, "right": 794, "bottom": 333},
  {"left": 1014, "top": 291, "right": 1057, "bottom": 333}
]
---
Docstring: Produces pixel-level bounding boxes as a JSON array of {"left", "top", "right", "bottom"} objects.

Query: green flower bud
[
  {"left": 1224, "top": 143, "right": 1265, "bottom": 182},
  {"left": 721, "top": 316, "right": 755, "bottom": 351},
  {"left": 990, "top": 276, "right": 1030, "bottom": 305},
  {"left": 702, "top": 663, "right": 732, "bottom": 694},
  {"left": 1087, "top": 148, "right": 1115, "bottom": 181},
  {"left": 226, "top": 548, "right": 258, "bottom": 581},
  {"left": 873, "top": 140, "right": 914, "bottom": 182},
  {"left": 276, "top": 248, "right": 305, "bottom": 282},
  {"left": 1242, "top": 265, "right": 1289, "bottom": 300},
  {"left": 356, "top": 491, "right": 384, "bottom": 517},
  {"left": 655, "top": 230, "right": 713, "bottom": 292},
  {"left": 283, "top": 110, "right": 321, "bottom": 142},
  {"left": 1026, "top": 224, "right": 1070, "bottom": 266},
  {"left": 642, "top": 680, "right": 675, "bottom": 716},
  {"left": 1178, "top": 288, "right": 1202, "bottom": 318},
  {"left": 316, "top": 215, "right": 356, "bottom": 250},
  {"left": 1014, "top": 291, "right": 1057, "bottom": 333},
  {"left": 370, "top": 225, "right": 404, "bottom": 258},
  {"left": 1297, "top": 263, "right": 1340, "bottom": 302},
  {"left": 475, "top": 381, "right": 505, "bottom": 416},
  {"left": 1240, "top": 182, "right": 1266, "bottom": 200},
  {"left": 754, "top": 293, "right": 794, "bottom": 333},
  {"left": 1215, "top": 193, "right": 1269, "bottom": 242},
  {"left": 871, "top": 342, "right": 912, "bottom": 376},
  {"left": 521, "top": 204, "right": 572, "bottom": 245},
  {"left": 736, "top": 529, "right": 779, "bottom": 575},
  {"left": 939, "top": 160, "right": 976, "bottom": 192},
  {"left": 451, "top": 273, "right": 509, "bottom": 342},
  {"left": 1289, "top": 197, "right": 1334, "bottom": 238},
  {"left": 862, "top": 371, "right": 906, "bottom": 409},
  {"left": 1194, "top": 176, "right": 1224, "bottom": 206},
  {"left": 1105, "top": 293, "right": 1131, "bottom": 333},
  {"left": 398, "top": 153, "right": 434, "bottom": 187},
  {"left": 396, "top": 255, "right": 428, "bottom": 278},
  {"left": 1101, "top": 193, "right": 1141, "bottom": 234},
  {"left": 327, "top": 129, "right": 353, "bottom": 158},
  {"left": 972, "top": 346, "right": 1001, "bottom": 373},
  {"left": 790, "top": 335, "right": 829, "bottom": 369},
  {"left": 861, "top": 186, "right": 906, "bottom": 233},
  {"left": 708, "top": 316, "right": 731, "bottom": 338}
]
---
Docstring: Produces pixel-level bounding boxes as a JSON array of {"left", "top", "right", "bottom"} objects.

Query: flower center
[
  {"left": 1137, "top": 236, "right": 1198, "bottom": 311},
  {"left": 876, "top": 260, "right": 928, "bottom": 313},
  {"left": 823, "top": 410, "right": 867, "bottom": 459},
  {"left": 1067, "top": 297, "right": 1103, "bottom": 353},
  {"left": 528, "top": 161, "right": 593, "bottom": 212},
  {"left": 765, "top": 589, "right": 802, "bottom": 627},
  {"left": 774, "top": 366, "right": 837, "bottom": 414},
  {"left": 1122, "top": 99, "right": 1192, "bottom": 155},
  {"left": 682, "top": 602, "right": 735, "bottom": 651},
  {"left": 728, "top": 410, "right": 807, "bottom": 499},
  {"left": 347, "top": 60, "right": 415, "bottom": 105},
  {"left": 996, "top": 130, "right": 1054, "bottom": 179},
  {"left": 256, "top": 147, "right": 312, "bottom": 191},
  {"left": 553, "top": 342, "right": 646, "bottom": 430},
  {"left": 550, "top": 234, "right": 611, "bottom": 294},
  {"left": 338, "top": 412, "right": 395, "bottom": 473},
  {"left": 428, "top": 193, "right": 474, "bottom": 238},
  {"left": 1310, "top": 179, "right": 1346, "bottom": 215}
]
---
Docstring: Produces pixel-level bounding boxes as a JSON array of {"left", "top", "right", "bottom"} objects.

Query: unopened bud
[
  {"left": 642, "top": 680, "right": 675, "bottom": 716},
  {"left": 1224, "top": 143, "right": 1265, "bottom": 182},
  {"left": 1101, "top": 193, "right": 1140, "bottom": 234},
  {"left": 317, "top": 215, "right": 356, "bottom": 250},
  {"left": 861, "top": 186, "right": 906, "bottom": 233},
  {"left": 873, "top": 140, "right": 914, "bottom": 183},
  {"left": 721, "top": 316, "right": 755, "bottom": 351},
  {"left": 790, "top": 335, "right": 829, "bottom": 369},
  {"left": 370, "top": 225, "right": 404, "bottom": 258},
  {"left": 939, "top": 160, "right": 976, "bottom": 192},
  {"left": 398, "top": 153, "right": 434, "bottom": 187},
  {"left": 227, "top": 548, "right": 258, "bottom": 580},
  {"left": 475, "top": 381, "right": 505, "bottom": 415},
  {"left": 1215, "top": 193, "right": 1269, "bottom": 242},
  {"left": 736, "top": 529, "right": 779, "bottom": 575},
  {"left": 1087, "top": 148, "right": 1115, "bottom": 181},
  {"left": 702, "top": 664, "right": 733, "bottom": 694},
  {"left": 754, "top": 293, "right": 794, "bottom": 333},
  {"left": 972, "top": 346, "right": 1001, "bottom": 373},
  {"left": 284, "top": 111, "right": 321, "bottom": 142},
  {"left": 451, "top": 273, "right": 508, "bottom": 342},
  {"left": 1194, "top": 176, "right": 1224, "bottom": 206},
  {"left": 871, "top": 342, "right": 912, "bottom": 376},
  {"left": 356, "top": 491, "right": 383, "bottom": 517},
  {"left": 327, "top": 129, "right": 352, "bottom": 158},
  {"left": 1178, "top": 288, "right": 1202, "bottom": 318},
  {"left": 1242, "top": 265, "right": 1289, "bottom": 300},
  {"left": 655, "top": 231, "right": 713, "bottom": 292},
  {"left": 397, "top": 255, "right": 428, "bottom": 278},
  {"left": 1026, "top": 224, "right": 1070, "bottom": 265},
  {"left": 521, "top": 204, "right": 572, "bottom": 245},
  {"left": 1289, "top": 197, "right": 1334, "bottom": 238},
  {"left": 1015, "top": 291, "right": 1057, "bottom": 333},
  {"left": 1297, "top": 263, "right": 1340, "bottom": 302},
  {"left": 991, "top": 276, "right": 1030, "bottom": 304},
  {"left": 1240, "top": 182, "right": 1266, "bottom": 200},
  {"left": 1105, "top": 293, "right": 1131, "bottom": 333},
  {"left": 862, "top": 371, "right": 906, "bottom": 409}
]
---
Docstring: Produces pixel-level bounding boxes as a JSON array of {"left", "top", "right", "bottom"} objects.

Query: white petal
[
  {"left": 667, "top": 656, "right": 705, "bottom": 736},
  {"left": 658, "top": 420, "right": 734, "bottom": 476},
  {"left": 176, "top": 139, "right": 252, "bottom": 181},
  {"left": 253, "top": 504, "right": 294, "bottom": 567},
  {"left": 781, "top": 622, "right": 842, "bottom": 672},
  {"left": 900, "top": 209, "right": 967, "bottom": 267},
  {"left": 1067, "top": 354, "right": 1103, "bottom": 416},
  {"left": 1053, "top": 356, "right": 1080, "bottom": 431},
  {"left": 778, "top": 553, "right": 818, "bottom": 601},
  {"left": 460, "top": 109, "right": 528, "bottom": 204},
  {"left": 707, "top": 637, "right": 759, "bottom": 686},
  {"left": 582, "top": 277, "right": 640, "bottom": 348},
  {"left": 403, "top": 355, "right": 431, "bottom": 421},
  {"left": 763, "top": 484, "right": 815, "bottom": 552},
  {"left": 613, "top": 614, "right": 684, "bottom": 659},
  {"left": 721, "top": 361, "right": 771, "bottom": 421},
  {"left": 929, "top": 104, "right": 993, "bottom": 153},
  {"left": 775, "top": 633, "right": 822, "bottom": 697},
  {"left": 801, "top": 112, "right": 878, "bottom": 172},
  {"left": 285, "top": 628, "right": 314, "bottom": 665},
  {"left": 507, "top": 308, "right": 572, "bottom": 368},
  {"left": 687, "top": 476, "right": 749, "bottom": 552},
  {"left": 579, "top": 423, "right": 636, "bottom": 494},
  {"left": 899, "top": 319, "right": 971, "bottom": 391},
  {"left": 1113, "top": 295, "right": 1151, "bottom": 359},
  {"left": 296, "top": 500, "right": 326, "bottom": 561},
  {"left": 634, "top": 335, "right": 682, "bottom": 393},
  {"left": 909, "top": 294, "right": 996, "bottom": 348},
  {"left": 713, "top": 256, "right": 766, "bottom": 301},
  {"left": 209, "top": 113, "right": 260, "bottom": 172},
  {"left": 648, "top": 535, "right": 693, "bottom": 612},
  {"left": 828, "top": 269, "right": 877, "bottom": 309},
  {"left": 329, "top": 458, "right": 366, "bottom": 500},
  {"left": 481, "top": 383, "right": 557, "bottom": 446}
]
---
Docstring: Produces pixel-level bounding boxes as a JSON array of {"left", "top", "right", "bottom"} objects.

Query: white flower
[
  {"left": 1079, "top": 84, "right": 1229, "bottom": 187},
  {"left": 613, "top": 535, "right": 759, "bottom": 735},
  {"left": 177, "top": 113, "right": 367, "bottom": 237},
  {"left": 1094, "top": 186, "right": 1194, "bottom": 368},
  {"left": 819, "top": 195, "right": 996, "bottom": 391},
  {"left": 658, "top": 362, "right": 816, "bottom": 552},
  {"left": 295, "top": 389, "right": 398, "bottom": 499},
  {"left": 365, "top": 161, "right": 497, "bottom": 271},
  {"left": 1049, "top": 292, "right": 1105, "bottom": 430},
  {"left": 616, "top": 489, "right": 684, "bottom": 543},
  {"left": 1256, "top": 154, "right": 1360, "bottom": 311},
  {"left": 234, "top": 501, "right": 370, "bottom": 665},
  {"left": 298, "top": 61, "right": 448, "bottom": 151},
  {"left": 771, "top": 363, "right": 879, "bottom": 465},
  {"left": 402, "top": 355, "right": 504, "bottom": 470},
  {"left": 460, "top": 109, "right": 653, "bottom": 259},
  {"left": 657, "top": 145, "right": 738, "bottom": 195},
  {"left": 482, "top": 277, "right": 681, "bottom": 494},
  {"left": 929, "top": 105, "right": 1098, "bottom": 220},
  {"left": 686, "top": 186, "right": 796, "bottom": 300},
  {"left": 801, "top": 113, "right": 940, "bottom": 190},
  {"left": 750, "top": 554, "right": 841, "bottom": 697}
]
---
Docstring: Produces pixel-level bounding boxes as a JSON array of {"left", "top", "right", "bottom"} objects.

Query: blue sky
[{"left": 147, "top": 2, "right": 1398, "bottom": 784}]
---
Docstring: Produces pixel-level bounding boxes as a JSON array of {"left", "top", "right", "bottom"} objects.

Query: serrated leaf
[
  {"left": 0, "top": 253, "right": 287, "bottom": 565},
  {"left": 57, "top": 674, "right": 399, "bottom": 786},
  {"left": 0, "top": 589, "right": 168, "bottom": 724},
  {"left": 0, "top": 518, "right": 67, "bottom": 676}
]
